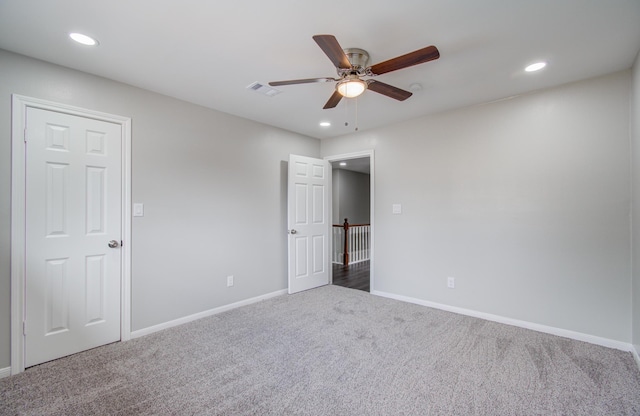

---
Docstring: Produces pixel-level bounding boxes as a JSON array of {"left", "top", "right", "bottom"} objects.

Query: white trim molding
[
  {"left": 10, "top": 95, "right": 132, "bottom": 375},
  {"left": 372, "top": 290, "right": 634, "bottom": 352},
  {"left": 0, "top": 367, "right": 11, "bottom": 379},
  {"left": 131, "top": 289, "right": 287, "bottom": 339},
  {"left": 632, "top": 345, "right": 640, "bottom": 371}
]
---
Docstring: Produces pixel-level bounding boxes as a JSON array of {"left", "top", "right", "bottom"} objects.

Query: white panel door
[
  {"left": 288, "top": 155, "right": 330, "bottom": 294},
  {"left": 25, "top": 107, "right": 122, "bottom": 367}
]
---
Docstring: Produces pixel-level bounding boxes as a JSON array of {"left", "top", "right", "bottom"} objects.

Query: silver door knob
[
  {"left": 108, "top": 240, "right": 120, "bottom": 248},
  {"left": 289, "top": 229, "right": 297, "bottom": 234}
]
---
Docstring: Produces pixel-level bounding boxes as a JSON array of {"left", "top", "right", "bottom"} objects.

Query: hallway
[{"left": 332, "top": 261, "right": 370, "bottom": 292}]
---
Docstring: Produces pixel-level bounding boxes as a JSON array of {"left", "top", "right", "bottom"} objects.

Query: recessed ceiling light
[
  {"left": 339, "top": 162, "right": 347, "bottom": 166},
  {"left": 525, "top": 62, "right": 546, "bottom": 72},
  {"left": 319, "top": 121, "right": 331, "bottom": 127},
  {"left": 69, "top": 32, "right": 98, "bottom": 46}
]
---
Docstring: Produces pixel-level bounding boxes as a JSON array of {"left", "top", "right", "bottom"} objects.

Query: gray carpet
[{"left": 1, "top": 285, "right": 640, "bottom": 415}]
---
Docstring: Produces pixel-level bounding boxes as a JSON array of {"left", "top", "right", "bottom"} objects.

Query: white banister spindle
[
  {"left": 350, "top": 228, "right": 355, "bottom": 262},
  {"left": 353, "top": 229, "right": 358, "bottom": 263},
  {"left": 332, "top": 227, "right": 343, "bottom": 264}
]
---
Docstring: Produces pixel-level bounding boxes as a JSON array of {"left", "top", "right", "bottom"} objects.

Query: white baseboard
[
  {"left": 632, "top": 345, "right": 640, "bottom": 371},
  {"left": 0, "top": 367, "right": 11, "bottom": 379},
  {"left": 131, "top": 289, "right": 288, "bottom": 339},
  {"left": 372, "top": 290, "right": 633, "bottom": 352}
]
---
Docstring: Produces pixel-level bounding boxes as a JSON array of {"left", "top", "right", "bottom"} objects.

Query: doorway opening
[{"left": 326, "top": 151, "right": 373, "bottom": 293}]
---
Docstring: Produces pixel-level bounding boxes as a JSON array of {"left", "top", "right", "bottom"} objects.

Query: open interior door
[{"left": 288, "top": 155, "right": 330, "bottom": 294}]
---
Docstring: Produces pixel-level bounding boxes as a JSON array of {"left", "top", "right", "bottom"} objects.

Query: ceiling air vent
[{"left": 246, "top": 82, "right": 281, "bottom": 97}]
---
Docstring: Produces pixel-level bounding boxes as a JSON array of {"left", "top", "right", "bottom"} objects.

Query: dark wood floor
[{"left": 332, "top": 260, "right": 370, "bottom": 292}]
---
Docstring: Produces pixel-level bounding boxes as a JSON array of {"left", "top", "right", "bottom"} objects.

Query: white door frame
[
  {"left": 10, "top": 95, "right": 132, "bottom": 375},
  {"left": 324, "top": 150, "right": 374, "bottom": 290}
]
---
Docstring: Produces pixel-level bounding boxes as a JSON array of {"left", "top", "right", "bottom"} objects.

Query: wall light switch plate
[
  {"left": 392, "top": 204, "right": 402, "bottom": 214},
  {"left": 133, "top": 203, "right": 144, "bottom": 217}
]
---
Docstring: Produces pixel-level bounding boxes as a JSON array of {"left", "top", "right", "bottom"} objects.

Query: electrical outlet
[
  {"left": 447, "top": 276, "right": 455, "bottom": 289},
  {"left": 227, "top": 275, "right": 234, "bottom": 287}
]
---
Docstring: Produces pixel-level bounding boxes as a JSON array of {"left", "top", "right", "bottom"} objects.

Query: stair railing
[{"left": 332, "top": 218, "right": 370, "bottom": 266}]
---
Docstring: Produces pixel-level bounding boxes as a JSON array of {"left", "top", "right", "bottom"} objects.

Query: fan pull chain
[
  {"left": 355, "top": 97, "right": 359, "bottom": 132},
  {"left": 344, "top": 96, "right": 349, "bottom": 127},
  {"left": 343, "top": 98, "right": 359, "bottom": 132}
]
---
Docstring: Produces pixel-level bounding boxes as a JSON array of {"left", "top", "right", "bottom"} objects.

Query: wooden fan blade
[
  {"left": 368, "top": 45, "right": 439, "bottom": 75},
  {"left": 269, "top": 77, "right": 336, "bottom": 86},
  {"left": 323, "top": 90, "right": 343, "bottom": 109},
  {"left": 367, "top": 80, "right": 413, "bottom": 101},
  {"left": 313, "top": 35, "right": 352, "bottom": 69}
]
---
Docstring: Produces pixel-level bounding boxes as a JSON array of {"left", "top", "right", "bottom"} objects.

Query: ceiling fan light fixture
[{"left": 336, "top": 78, "right": 367, "bottom": 98}]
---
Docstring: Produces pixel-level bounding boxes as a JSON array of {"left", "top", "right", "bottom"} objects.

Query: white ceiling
[{"left": 1, "top": 1, "right": 639, "bottom": 140}]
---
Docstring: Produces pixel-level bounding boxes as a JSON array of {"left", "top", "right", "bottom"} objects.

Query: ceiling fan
[{"left": 269, "top": 34, "right": 440, "bottom": 109}]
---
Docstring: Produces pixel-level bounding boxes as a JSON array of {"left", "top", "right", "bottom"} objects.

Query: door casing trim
[{"left": 10, "top": 95, "right": 132, "bottom": 374}]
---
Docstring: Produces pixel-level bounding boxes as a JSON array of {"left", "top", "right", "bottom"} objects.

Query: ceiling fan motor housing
[{"left": 341, "top": 48, "right": 370, "bottom": 76}]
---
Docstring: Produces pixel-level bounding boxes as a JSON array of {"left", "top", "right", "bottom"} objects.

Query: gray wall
[
  {"left": 0, "top": 50, "right": 320, "bottom": 369},
  {"left": 332, "top": 169, "right": 370, "bottom": 225},
  {"left": 322, "top": 71, "right": 632, "bottom": 342},
  {"left": 632, "top": 52, "right": 640, "bottom": 353}
]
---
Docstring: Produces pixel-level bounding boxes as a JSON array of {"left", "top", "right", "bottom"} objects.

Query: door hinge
[
  {"left": 23, "top": 128, "right": 27, "bottom": 143},
  {"left": 23, "top": 321, "right": 26, "bottom": 336},
  {"left": 120, "top": 240, "right": 123, "bottom": 247}
]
